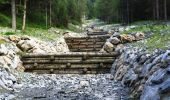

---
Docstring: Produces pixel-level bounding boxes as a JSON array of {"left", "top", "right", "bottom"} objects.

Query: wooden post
[
  {"left": 33, "top": 63, "right": 38, "bottom": 68},
  {"left": 99, "top": 63, "right": 104, "bottom": 68},
  {"left": 50, "top": 69, "right": 54, "bottom": 74},
  {"left": 82, "top": 68, "right": 88, "bottom": 74},
  {"left": 66, "top": 63, "right": 71, "bottom": 68},
  {"left": 50, "top": 56, "right": 55, "bottom": 61}
]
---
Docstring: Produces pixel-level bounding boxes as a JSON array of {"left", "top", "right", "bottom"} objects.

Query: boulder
[
  {"left": 80, "top": 80, "right": 90, "bottom": 87},
  {"left": 30, "top": 48, "right": 45, "bottom": 54},
  {"left": 159, "top": 78, "right": 170, "bottom": 94},
  {"left": 114, "top": 65, "right": 130, "bottom": 81},
  {"left": 120, "top": 34, "right": 136, "bottom": 43},
  {"left": 21, "top": 43, "right": 33, "bottom": 52},
  {"left": 9, "top": 35, "right": 21, "bottom": 43},
  {"left": 122, "top": 68, "right": 138, "bottom": 86},
  {"left": 135, "top": 32, "right": 145, "bottom": 40},
  {"left": 0, "top": 44, "right": 8, "bottom": 55},
  {"left": 103, "top": 42, "right": 115, "bottom": 53},
  {"left": 161, "top": 50, "right": 170, "bottom": 65},
  {"left": 140, "top": 86, "right": 160, "bottom": 100},
  {"left": 108, "top": 37, "right": 121, "bottom": 45},
  {"left": 63, "top": 32, "right": 71, "bottom": 37},
  {"left": 150, "top": 69, "right": 166, "bottom": 84},
  {"left": 112, "top": 32, "right": 120, "bottom": 37},
  {"left": 115, "top": 44, "right": 124, "bottom": 53}
]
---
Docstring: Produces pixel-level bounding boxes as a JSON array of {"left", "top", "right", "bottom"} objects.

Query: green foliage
[
  {"left": 52, "top": 0, "right": 69, "bottom": 27},
  {"left": 0, "top": 13, "right": 11, "bottom": 27},
  {"left": 4, "top": 32, "right": 15, "bottom": 35},
  {"left": 51, "top": 0, "right": 87, "bottom": 27},
  {"left": 0, "top": 0, "right": 88, "bottom": 29},
  {"left": 68, "top": 23, "right": 83, "bottom": 33},
  {"left": 0, "top": 0, "right": 8, "bottom": 4},
  {"left": 87, "top": 0, "right": 95, "bottom": 19},
  {"left": 0, "top": 39, "right": 6, "bottom": 44},
  {"left": 94, "top": 0, "right": 120, "bottom": 23},
  {"left": 18, "top": 27, "right": 60, "bottom": 41}
]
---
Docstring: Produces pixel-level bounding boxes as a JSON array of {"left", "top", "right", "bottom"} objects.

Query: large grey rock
[
  {"left": 115, "top": 44, "right": 124, "bottom": 53},
  {"left": 161, "top": 50, "right": 170, "bottom": 65},
  {"left": 141, "top": 63, "right": 154, "bottom": 77},
  {"left": 140, "top": 86, "right": 160, "bottom": 100},
  {"left": 108, "top": 37, "right": 121, "bottom": 45},
  {"left": 159, "top": 78, "right": 170, "bottom": 94},
  {"left": 135, "top": 32, "right": 145, "bottom": 40},
  {"left": 122, "top": 68, "right": 138, "bottom": 86},
  {"left": 80, "top": 80, "right": 90, "bottom": 87},
  {"left": 0, "top": 44, "right": 8, "bottom": 55},
  {"left": 150, "top": 69, "right": 167, "bottom": 84},
  {"left": 103, "top": 42, "right": 115, "bottom": 53}
]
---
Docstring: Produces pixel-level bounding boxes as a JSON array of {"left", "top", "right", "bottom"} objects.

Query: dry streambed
[{"left": 13, "top": 74, "right": 129, "bottom": 100}]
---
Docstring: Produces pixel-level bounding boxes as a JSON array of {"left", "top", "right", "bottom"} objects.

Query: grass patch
[
  {"left": 125, "top": 23, "right": 170, "bottom": 51},
  {"left": 16, "top": 27, "right": 61, "bottom": 41},
  {"left": 4, "top": 32, "right": 15, "bottom": 35},
  {"left": 67, "top": 23, "right": 83, "bottom": 33}
]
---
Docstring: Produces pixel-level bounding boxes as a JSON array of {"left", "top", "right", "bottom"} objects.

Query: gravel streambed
[{"left": 11, "top": 73, "right": 129, "bottom": 100}]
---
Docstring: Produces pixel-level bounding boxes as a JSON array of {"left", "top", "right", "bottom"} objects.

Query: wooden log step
[
  {"left": 22, "top": 59, "right": 114, "bottom": 64},
  {"left": 87, "top": 34, "right": 110, "bottom": 37},
  {"left": 22, "top": 57, "right": 115, "bottom": 60},
  {"left": 65, "top": 40, "right": 106, "bottom": 43},
  {"left": 22, "top": 52, "right": 119, "bottom": 58},
  {"left": 68, "top": 45, "right": 103, "bottom": 48},
  {"left": 87, "top": 32, "right": 109, "bottom": 35},
  {"left": 88, "top": 31, "right": 108, "bottom": 34},
  {"left": 69, "top": 48, "right": 101, "bottom": 51},
  {"left": 24, "top": 63, "right": 112, "bottom": 69},
  {"left": 25, "top": 68, "right": 110, "bottom": 74},
  {"left": 66, "top": 42, "right": 105, "bottom": 45},
  {"left": 64, "top": 35, "right": 110, "bottom": 39},
  {"left": 70, "top": 48, "right": 101, "bottom": 52}
]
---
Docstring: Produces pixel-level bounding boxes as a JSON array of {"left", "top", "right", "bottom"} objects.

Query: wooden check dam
[{"left": 21, "top": 31, "right": 118, "bottom": 74}]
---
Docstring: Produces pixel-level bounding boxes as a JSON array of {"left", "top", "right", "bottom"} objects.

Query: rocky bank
[{"left": 101, "top": 30, "right": 170, "bottom": 99}]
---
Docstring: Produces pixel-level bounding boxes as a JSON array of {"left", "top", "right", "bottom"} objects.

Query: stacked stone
[
  {"left": 111, "top": 45, "right": 170, "bottom": 99},
  {"left": 8, "top": 35, "right": 69, "bottom": 54},
  {"left": 0, "top": 40, "right": 23, "bottom": 99},
  {"left": 102, "top": 32, "right": 145, "bottom": 53}
]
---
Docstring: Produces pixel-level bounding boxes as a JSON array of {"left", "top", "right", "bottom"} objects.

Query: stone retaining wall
[{"left": 111, "top": 46, "right": 170, "bottom": 99}]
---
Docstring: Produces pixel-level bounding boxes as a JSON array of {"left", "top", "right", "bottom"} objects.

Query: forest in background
[
  {"left": 0, "top": 0, "right": 170, "bottom": 31},
  {"left": 88, "top": 0, "right": 170, "bottom": 24},
  {"left": 0, "top": 0, "right": 87, "bottom": 30}
]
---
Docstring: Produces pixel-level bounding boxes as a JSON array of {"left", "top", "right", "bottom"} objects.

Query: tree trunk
[
  {"left": 152, "top": 1, "right": 155, "bottom": 20},
  {"left": 156, "top": 0, "right": 159, "bottom": 20},
  {"left": 11, "top": 0, "right": 16, "bottom": 31},
  {"left": 49, "top": 0, "right": 52, "bottom": 27},
  {"left": 22, "top": 0, "right": 27, "bottom": 31},
  {"left": 164, "top": 0, "right": 167, "bottom": 20},
  {"left": 46, "top": 3, "right": 48, "bottom": 28},
  {"left": 126, "top": 0, "right": 130, "bottom": 24}
]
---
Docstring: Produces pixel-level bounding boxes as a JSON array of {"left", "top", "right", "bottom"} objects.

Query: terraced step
[
  {"left": 65, "top": 35, "right": 110, "bottom": 52},
  {"left": 21, "top": 52, "right": 118, "bottom": 74},
  {"left": 87, "top": 31, "right": 110, "bottom": 36}
]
